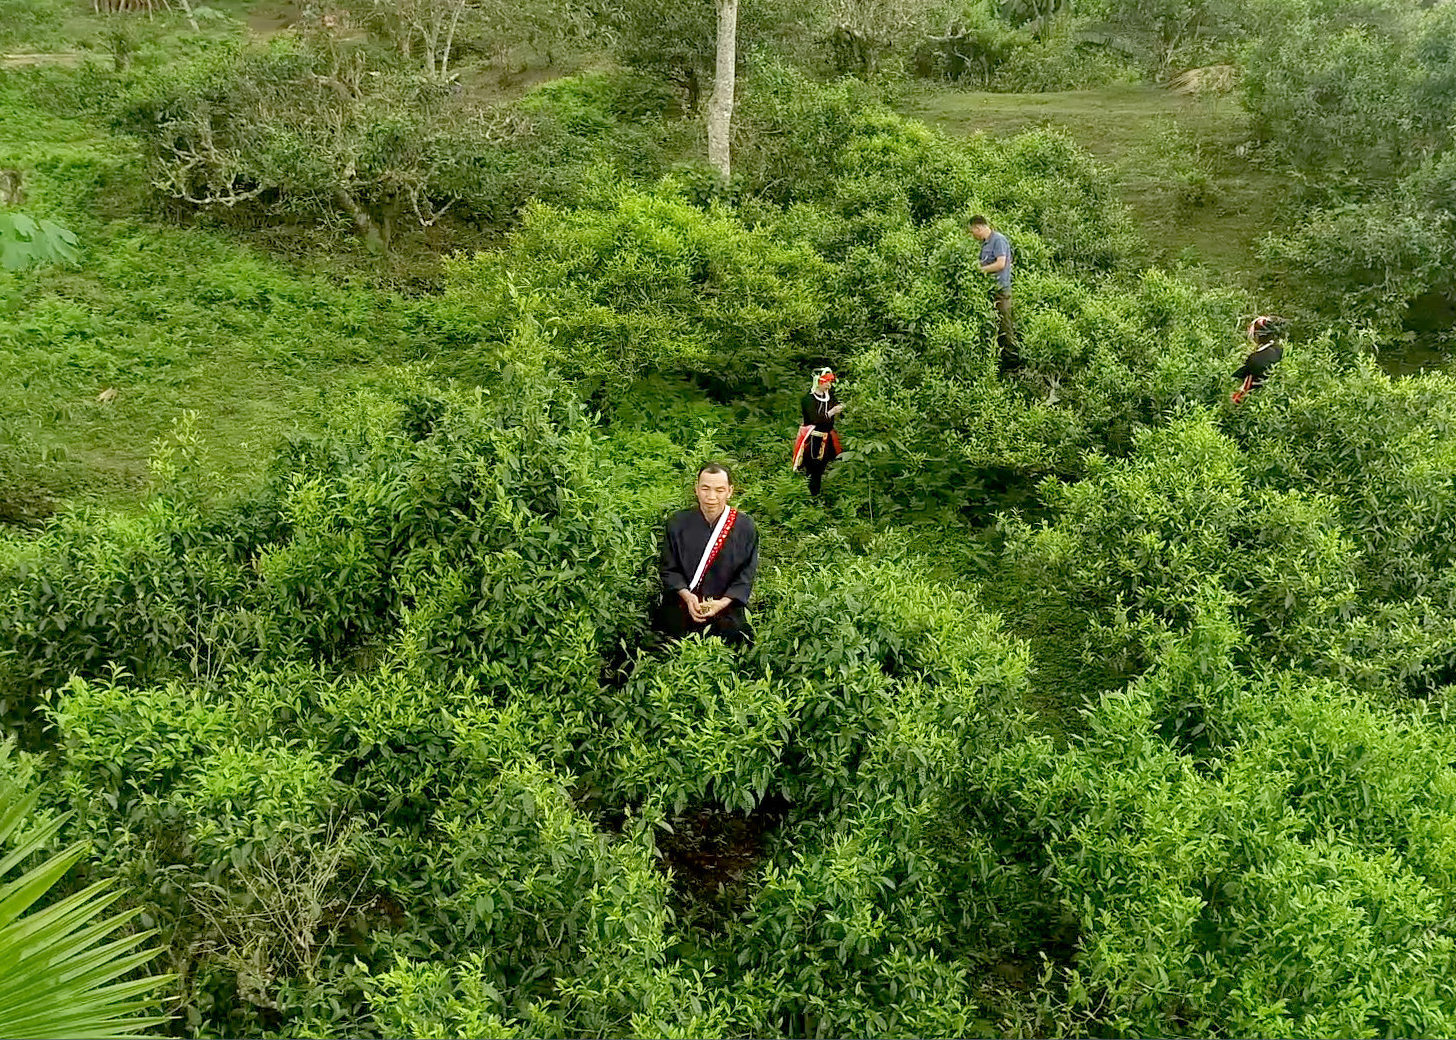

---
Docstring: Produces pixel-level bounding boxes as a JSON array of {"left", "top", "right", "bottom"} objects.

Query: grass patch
[
  {"left": 0, "top": 78, "right": 414, "bottom": 515},
  {"left": 901, "top": 82, "right": 1298, "bottom": 291},
  {"left": 0, "top": 224, "right": 413, "bottom": 513}
]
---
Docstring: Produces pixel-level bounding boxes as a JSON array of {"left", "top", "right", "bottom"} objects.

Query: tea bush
[
  {"left": 429, "top": 187, "right": 835, "bottom": 397},
  {"left": 596, "top": 555, "right": 1027, "bottom": 815},
  {"left": 972, "top": 614, "right": 1456, "bottom": 1038},
  {"left": 1220, "top": 348, "right": 1456, "bottom": 695},
  {"left": 1005, "top": 412, "right": 1362, "bottom": 688},
  {"left": 726, "top": 822, "right": 984, "bottom": 1039}
]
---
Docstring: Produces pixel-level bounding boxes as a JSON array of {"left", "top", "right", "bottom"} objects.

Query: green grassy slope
[
  {"left": 0, "top": 80, "right": 412, "bottom": 517},
  {"left": 902, "top": 82, "right": 1296, "bottom": 289}
]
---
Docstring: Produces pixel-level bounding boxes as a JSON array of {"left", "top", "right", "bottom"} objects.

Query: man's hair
[
  {"left": 697, "top": 462, "right": 733, "bottom": 484},
  {"left": 968, "top": 214, "right": 990, "bottom": 228}
]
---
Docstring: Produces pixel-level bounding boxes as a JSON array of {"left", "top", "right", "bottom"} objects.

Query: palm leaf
[{"left": 0, "top": 741, "right": 173, "bottom": 1039}]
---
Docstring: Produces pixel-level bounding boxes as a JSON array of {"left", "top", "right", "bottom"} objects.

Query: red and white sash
[{"left": 689, "top": 507, "right": 738, "bottom": 592}]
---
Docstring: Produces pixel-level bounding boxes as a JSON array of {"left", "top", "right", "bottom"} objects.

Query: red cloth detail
[
  {"left": 791, "top": 425, "right": 814, "bottom": 470},
  {"left": 695, "top": 508, "right": 737, "bottom": 589}
]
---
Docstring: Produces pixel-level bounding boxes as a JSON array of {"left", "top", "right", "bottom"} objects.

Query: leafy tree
[
  {"left": 818, "top": 0, "right": 930, "bottom": 76},
  {"left": 117, "top": 43, "right": 681, "bottom": 246},
  {"left": 907, "top": 0, "right": 1032, "bottom": 85},
  {"left": 1243, "top": 2, "right": 1456, "bottom": 325},
  {"left": 117, "top": 38, "right": 541, "bottom": 247},
  {"left": 1260, "top": 178, "right": 1456, "bottom": 328},
  {"left": 706, "top": 0, "right": 738, "bottom": 178},
  {"left": 353, "top": 0, "right": 479, "bottom": 81},
  {"left": 1242, "top": 0, "right": 1456, "bottom": 186},
  {"left": 1079, "top": 0, "right": 1241, "bottom": 76},
  {"left": 613, "top": 0, "right": 801, "bottom": 108},
  {"left": 1243, "top": 18, "right": 1433, "bottom": 184},
  {"left": 1004, "top": 412, "right": 1361, "bottom": 684},
  {"left": 999, "top": 0, "right": 1070, "bottom": 28}
]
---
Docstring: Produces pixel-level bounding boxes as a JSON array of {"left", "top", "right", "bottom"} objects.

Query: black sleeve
[
  {"left": 660, "top": 517, "right": 689, "bottom": 593},
  {"left": 801, "top": 393, "right": 816, "bottom": 426},
  {"left": 723, "top": 517, "right": 759, "bottom": 605}
]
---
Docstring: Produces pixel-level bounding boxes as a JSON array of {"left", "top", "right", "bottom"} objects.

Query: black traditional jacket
[{"left": 660, "top": 508, "right": 759, "bottom": 605}]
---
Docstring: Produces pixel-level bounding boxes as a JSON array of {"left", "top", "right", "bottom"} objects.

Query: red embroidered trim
[
  {"left": 695, "top": 508, "right": 737, "bottom": 589},
  {"left": 791, "top": 424, "right": 813, "bottom": 470}
]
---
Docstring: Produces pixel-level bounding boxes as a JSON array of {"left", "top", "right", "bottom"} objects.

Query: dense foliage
[
  {"left": 4, "top": 0, "right": 1456, "bottom": 1037},
  {"left": 1243, "top": 0, "right": 1456, "bottom": 330}
]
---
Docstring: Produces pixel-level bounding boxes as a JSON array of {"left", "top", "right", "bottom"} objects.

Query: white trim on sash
[{"left": 689, "top": 507, "right": 734, "bottom": 592}]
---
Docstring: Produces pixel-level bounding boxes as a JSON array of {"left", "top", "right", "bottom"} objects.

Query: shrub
[
  {"left": 727, "top": 823, "right": 983, "bottom": 1039},
  {"left": 1005, "top": 413, "right": 1361, "bottom": 682},
  {"left": 116, "top": 40, "right": 676, "bottom": 246},
  {"left": 996, "top": 18, "right": 1141, "bottom": 92},
  {"left": 972, "top": 626, "right": 1456, "bottom": 1038},
  {"left": 430, "top": 187, "right": 835, "bottom": 397},
  {"left": 1260, "top": 168, "right": 1456, "bottom": 328},
  {"left": 0, "top": 505, "right": 262, "bottom": 724},
  {"left": 596, "top": 553, "right": 1028, "bottom": 815}
]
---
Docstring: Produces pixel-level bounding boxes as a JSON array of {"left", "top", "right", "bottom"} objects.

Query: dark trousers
[
  {"left": 994, "top": 290, "right": 1020, "bottom": 371},
  {"left": 802, "top": 437, "right": 832, "bottom": 497},
  {"left": 657, "top": 595, "right": 753, "bottom": 647}
]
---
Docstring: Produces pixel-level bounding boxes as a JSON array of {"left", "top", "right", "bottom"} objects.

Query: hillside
[
  {"left": 903, "top": 81, "right": 1294, "bottom": 289},
  {"left": 6, "top": 3, "right": 1456, "bottom": 1038}
]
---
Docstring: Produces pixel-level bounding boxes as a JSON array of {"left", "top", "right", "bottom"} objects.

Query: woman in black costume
[
  {"left": 793, "top": 367, "right": 844, "bottom": 497},
  {"left": 1232, "top": 315, "right": 1289, "bottom": 403}
]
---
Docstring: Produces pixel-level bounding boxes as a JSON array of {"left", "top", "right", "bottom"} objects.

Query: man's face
[
  {"left": 970, "top": 223, "right": 991, "bottom": 242},
  {"left": 695, "top": 471, "right": 733, "bottom": 519}
]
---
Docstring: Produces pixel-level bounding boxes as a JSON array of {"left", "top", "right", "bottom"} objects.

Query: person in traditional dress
[
  {"left": 1231, "top": 315, "right": 1289, "bottom": 404},
  {"left": 792, "top": 367, "right": 844, "bottom": 498},
  {"left": 658, "top": 463, "right": 759, "bottom": 646}
]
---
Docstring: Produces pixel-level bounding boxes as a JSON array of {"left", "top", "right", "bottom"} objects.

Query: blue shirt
[{"left": 980, "top": 231, "right": 1012, "bottom": 291}]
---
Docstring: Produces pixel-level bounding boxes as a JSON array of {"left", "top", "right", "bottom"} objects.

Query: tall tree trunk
[
  {"left": 438, "top": 0, "right": 467, "bottom": 82},
  {"left": 706, "top": 0, "right": 738, "bottom": 181}
]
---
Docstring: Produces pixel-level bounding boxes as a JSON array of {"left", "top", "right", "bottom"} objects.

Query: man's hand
[
  {"left": 680, "top": 589, "right": 731, "bottom": 622},
  {"left": 698, "top": 597, "right": 731, "bottom": 620}
]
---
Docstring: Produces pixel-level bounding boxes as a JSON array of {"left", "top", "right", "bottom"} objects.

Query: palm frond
[{"left": 0, "top": 740, "right": 173, "bottom": 1039}]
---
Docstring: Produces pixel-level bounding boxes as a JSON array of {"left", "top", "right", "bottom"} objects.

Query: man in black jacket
[{"left": 658, "top": 463, "right": 759, "bottom": 646}]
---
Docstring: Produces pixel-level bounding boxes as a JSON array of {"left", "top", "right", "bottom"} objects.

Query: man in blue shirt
[{"left": 970, "top": 215, "right": 1019, "bottom": 370}]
